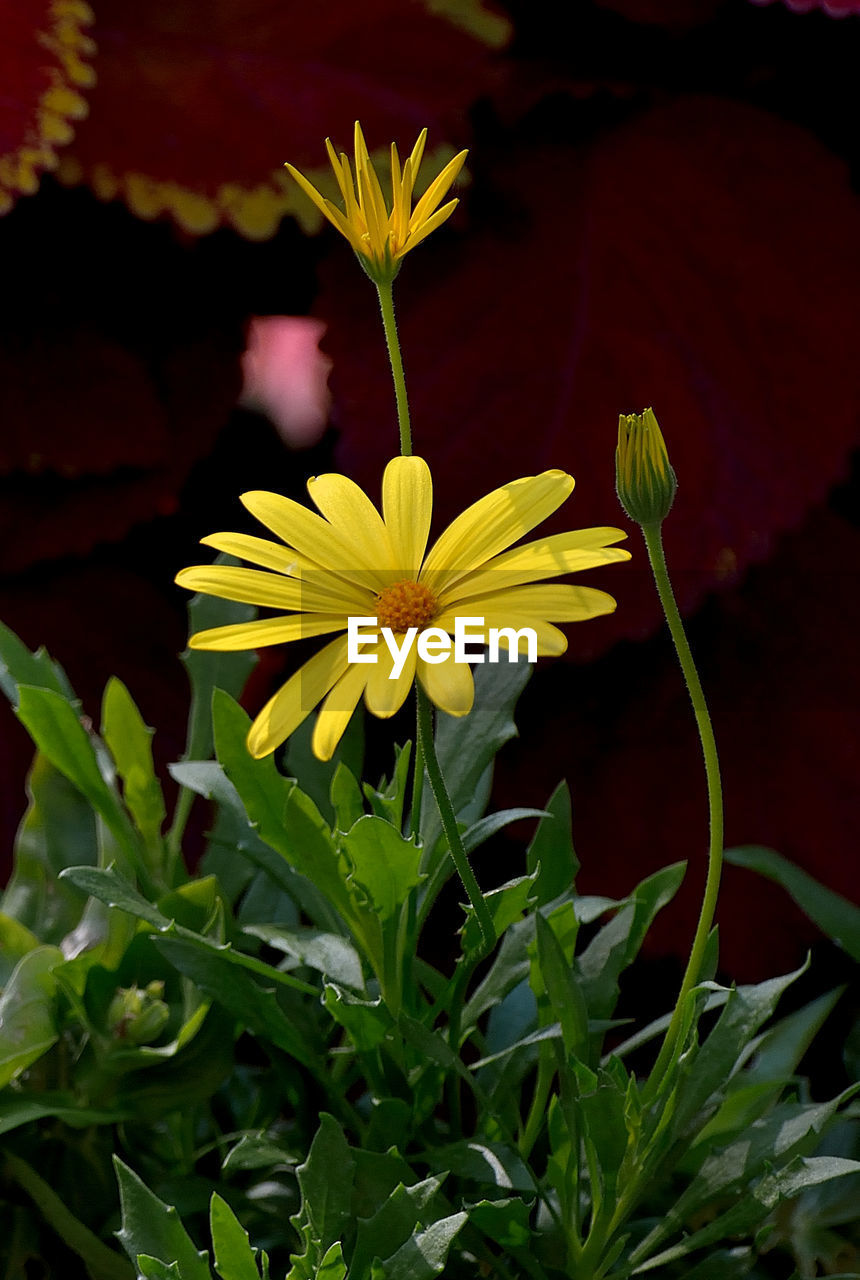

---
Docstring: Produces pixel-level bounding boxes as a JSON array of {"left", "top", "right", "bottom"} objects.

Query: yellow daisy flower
[
  {"left": 285, "top": 122, "right": 468, "bottom": 283},
  {"left": 176, "top": 458, "right": 630, "bottom": 762}
]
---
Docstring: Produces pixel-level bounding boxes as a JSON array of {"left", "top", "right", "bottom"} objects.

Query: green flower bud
[
  {"left": 106, "top": 981, "right": 169, "bottom": 1045},
  {"left": 616, "top": 407, "right": 678, "bottom": 526}
]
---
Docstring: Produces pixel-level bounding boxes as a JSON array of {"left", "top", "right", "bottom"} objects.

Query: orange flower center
[{"left": 376, "top": 579, "right": 437, "bottom": 632}]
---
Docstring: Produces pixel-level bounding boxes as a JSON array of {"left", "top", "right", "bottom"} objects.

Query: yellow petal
[
  {"left": 417, "top": 649, "right": 474, "bottom": 717},
  {"left": 312, "top": 662, "right": 369, "bottom": 762},
  {"left": 247, "top": 635, "right": 350, "bottom": 758},
  {"left": 175, "top": 564, "right": 369, "bottom": 614},
  {"left": 401, "top": 199, "right": 458, "bottom": 255},
  {"left": 200, "top": 531, "right": 320, "bottom": 577},
  {"left": 407, "top": 128, "right": 428, "bottom": 182},
  {"left": 284, "top": 164, "right": 363, "bottom": 251},
  {"left": 420, "top": 470, "right": 575, "bottom": 594},
  {"left": 365, "top": 637, "right": 417, "bottom": 718},
  {"left": 189, "top": 614, "right": 347, "bottom": 651},
  {"left": 325, "top": 138, "right": 349, "bottom": 201},
  {"left": 455, "top": 582, "right": 617, "bottom": 622},
  {"left": 431, "top": 610, "right": 568, "bottom": 657},
  {"left": 382, "top": 456, "right": 433, "bottom": 577},
  {"left": 436, "top": 529, "right": 630, "bottom": 605},
  {"left": 306, "top": 473, "right": 393, "bottom": 584},
  {"left": 357, "top": 161, "right": 388, "bottom": 261},
  {"left": 240, "top": 489, "right": 378, "bottom": 586},
  {"left": 409, "top": 149, "right": 468, "bottom": 229},
  {"left": 396, "top": 155, "right": 415, "bottom": 248}
]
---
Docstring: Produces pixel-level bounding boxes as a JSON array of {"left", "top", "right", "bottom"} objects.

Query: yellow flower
[
  {"left": 285, "top": 122, "right": 468, "bottom": 283},
  {"left": 176, "top": 459, "right": 630, "bottom": 761},
  {"left": 616, "top": 407, "right": 678, "bottom": 526}
]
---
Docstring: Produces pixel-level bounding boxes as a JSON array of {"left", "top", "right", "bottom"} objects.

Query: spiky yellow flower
[
  {"left": 285, "top": 123, "right": 468, "bottom": 283},
  {"left": 616, "top": 407, "right": 678, "bottom": 526},
  {"left": 176, "top": 459, "right": 630, "bottom": 761}
]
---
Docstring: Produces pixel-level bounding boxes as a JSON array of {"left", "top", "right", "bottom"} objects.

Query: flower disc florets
[{"left": 376, "top": 580, "right": 437, "bottom": 632}]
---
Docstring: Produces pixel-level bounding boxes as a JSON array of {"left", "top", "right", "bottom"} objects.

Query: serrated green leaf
[
  {"left": 421, "top": 659, "right": 531, "bottom": 853},
  {"left": 153, "top": 935, "right": 321, "bottom": 1068},
  {"left": 377, "top": 1213, "right": 467, "bottom": 1280},
  {"left": 421, "top": 1140, "right": 534, "bottom": 1193},
  {"left": 461, "top": 872, "right": 538, "bottom": 956},
  {"left": 290, "top": 1116, "right": 355, "bottom": 1274},
  {"left": 534, "top": 911, "right": 589, "bottom": 1059},
  {"left": 340, "top": 816, "right": 423, "bottom": 922},
  {"left": 16, "top": 687, "right": 145, "bottom": 880},
  {"left": 180, "top": 568, "right": 258, "bottom": 764},
  {"left": 114, "top": 1157, "right": 210, "bottom": 1280},
  {"left": 363, "top": 742, "right": 412, "bottom": 828},
  {"left": 351, "top": 1177, "right": 444, "bottom": 1280},
  {"left": 468, "top": 1197, "right": 532, "bottom": 1249},
  {"left": 60, "top": 865, "right": 171, "bottom": 929},
  {"left": 317, "top": 1242, "right": 346, "bottom": 1280},
  {"left": 284, "top": 703, "right": 364, "bottom": 825},
  {"left": 138, "top": 1257, "right": 182, "bottom": 1280},
  {"left": 670, "top": 963, "right": 808, "bottom": 1142},
  {"left": 330, "top": 763, "right": 365, "bottom": 832},
  {"left": 323, "top": 983, "right": 392, "bottom": 1051},
  {"left": 2, "top": 754, "right": 98, "bottom": 941},
  {"left": 213, "top": 693, "right": 354, "bottom": 923},
  {"left": 726, "top": 846, "right": 860, "bottom": 962},
  {"left": 0, "top": 621, "right": 74, "bottom": 707},
  {"left": 102, "top": 678, "right": 167, "bottom": 855},
  {"left": 244, "top": 925, "right": 363, "bottom": 990},
  {"left": 211, "top": 1193, "right": 260, "bottom": 1280},
  {"left": 527, "top": 782, "right": 579, "bottom": 904},
  {"left": 0, "top": 946, "right": 63, "bottom": 1087}
]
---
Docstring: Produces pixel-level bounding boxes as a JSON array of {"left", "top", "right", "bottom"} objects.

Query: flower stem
[
  {"left": 415, "top": 685, "right": 495, "bottom": 954},
  {"left": 640, "top": 519, "right": 724, "bottom": 1098},
  {"left": 375, "top": 279, "right": 413, "bottom": 456}
]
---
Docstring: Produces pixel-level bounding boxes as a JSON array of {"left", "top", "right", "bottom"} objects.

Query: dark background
[{"left": 2, "top": 0, "right": 859, "bottom": 983}]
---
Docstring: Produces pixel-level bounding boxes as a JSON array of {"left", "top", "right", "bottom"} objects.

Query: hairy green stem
[
  {"left": 415, "top": 686, "right": 495, "bottom": 953},
  {"left": 375, "top": 279, "right": 413, "bottom": 456},
  {"left": 641, "top": 519, "right": 724, "bottom": 1098}
]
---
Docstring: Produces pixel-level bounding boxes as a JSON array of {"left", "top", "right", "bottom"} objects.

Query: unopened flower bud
[
  {"left": 616, "top": 407, "right": 678, "bottom": 526},
  {"left": 106, "top": 981, "right": 169, "bottom": 1045}
]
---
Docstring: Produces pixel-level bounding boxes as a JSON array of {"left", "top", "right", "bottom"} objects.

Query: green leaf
[
  {"left": 0, "top": 620, "right": 74, "bottom": 707},
  {"left": 363, "top": 742, "right": 412, "bottom": 829},
  {"left": 0, "top": 1093, "right": 125, "bottom": 1137},
  {"left": 284, "top": 703, "right": 364, "bottom": 825},
  {"left": 421, "top": 1140, "right": 534, "bottom": 1193},
  {"left": 221, "top": 1134, "right": 297, "bottom": 1174},
  {"left": 577, "top": 863, "right": 686, "bottom": 1021},
  {"left": 330, "top": 763, "right": 365, "bottom": 832},
  {"left": 16, "top": 686, "right": 143, "bottom": 877},
  {"left": 2, "top": 753, "right": 98, "bottom": 941},
  {"left": 317, "top": 1242, "right": 346, "bottom": 1280},
  {"left": 527, "top": 782, "right": 579, "bottom": 904},
  {"left": 211, "top": 1193, "right": 261, "bottom": 1280},
  {"left": 290, "top": 1116, "right": 355, "bottom": 1275},
  {"left": 181, "top": 564, "right": 258, "bottom": 764},
  {"left": 4, "top": 1150, "right": 134, "bottom": 1280},
  {"left": 726, "top": 846, "right": 860, "bottom": 961},
  {"left": 102, "top": 678, "right": 167, "bottom": 854},
  {"left": 340, "top": 816, "right": 423, "bottom": 922},
  {"left": 670, "top": 963, "right": 808, "bottom": 1143},
  {"left": 0, "top": 913, "right": 39, "bottom": 984},
  {"left": 213, "top": 692, "right": 354, "bottom": 923},
  {"left": 60, "top": 865, "right": 171, "bottom": 930},
  {"left": 171, "top": 760, "right": 335, "bottom": 927},
  {"left": 114, "top": 1157, "right": 210, "bottom": 1280},
  {"left": 137, "top": 1258, "right": 181, "bottom": 1280},
  {"left": 631, "top": 1156, "right": 860, "bottom": 1273},
  {"left": 468, "top": 1198, "right": 532, "bottom": 1250},
  {"left": 0, "top": 946, "right": 63, "bottom": 1087},
  {"left": 153, "top": 935, "right": 321, "bottom": 1068},
  {"left": 534, "top": 910, "right": 589, "bottom": 1059},
  {"left": 323, "top": 983, "right": 392, "bottom": 1051},
  {"left": 421, "top": 658, "right": 531, "bottom": 852},
  {"left": 461, "top": 872, "right": 538, "bottom": 956},
  {"left": 376, "top": 1213, "right": 467, "bottom": 1280},
  {"left": 243, "top": 925, "right": 364, "bottom": 990},
  {"left": 351, "top": 1178, "right": 444, "bottom": 1280}
]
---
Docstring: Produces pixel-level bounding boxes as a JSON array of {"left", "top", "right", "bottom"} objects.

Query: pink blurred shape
[
  {"left": 750, "top": 0, "right": 860, "bottom": 14},
  {"left": 240, "top": 316, "right": 332, "bottom": 447}
]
